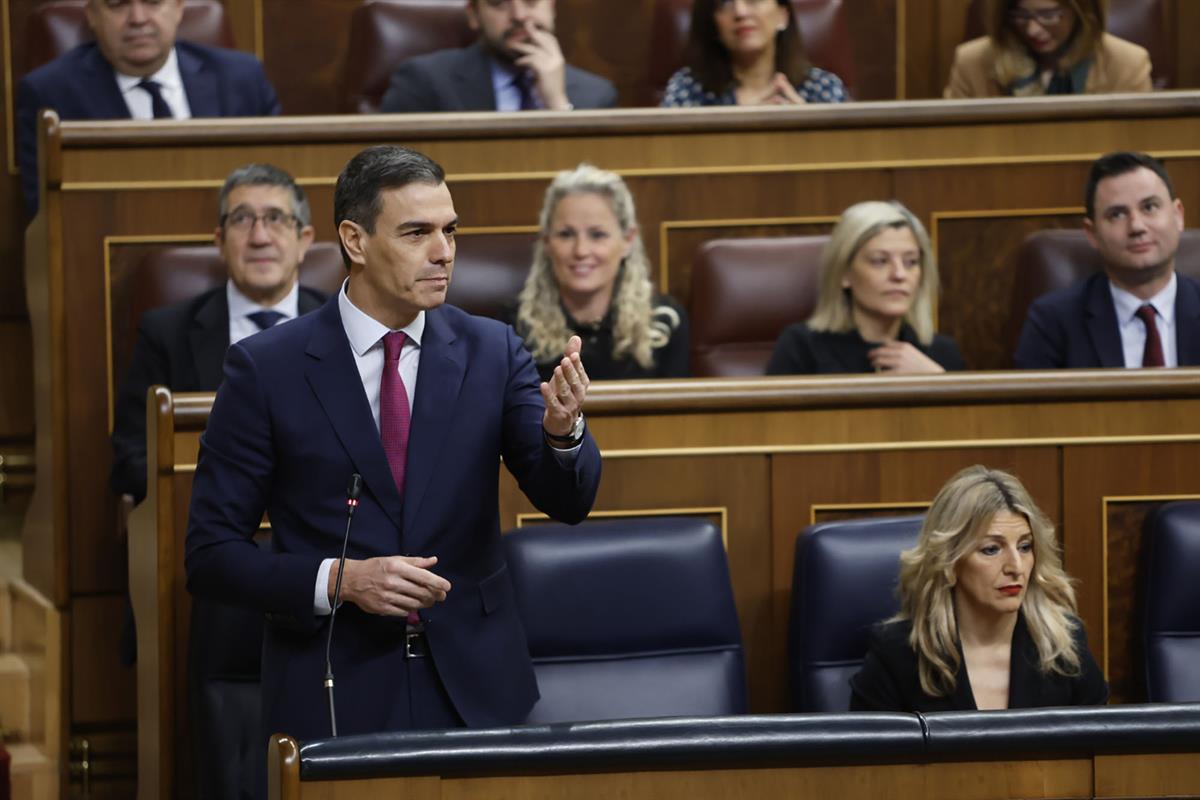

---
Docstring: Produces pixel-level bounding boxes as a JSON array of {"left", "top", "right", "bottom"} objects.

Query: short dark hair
[
  {"left": 218, "top": 163, "right": 311, "bottom": 228},
  {"left": 333, "top": 145, "right": 446, "bottom": 267},
  {"left": 683, "top": 0, "right": 810, "bottom": 96},
  {"left": 1085, "top": 151, "right": 1175, "bottom": 220}
]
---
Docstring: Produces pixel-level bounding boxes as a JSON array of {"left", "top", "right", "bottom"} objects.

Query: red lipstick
[{"left": 999, "top": 585, "right": 1022, "bottom": 596}]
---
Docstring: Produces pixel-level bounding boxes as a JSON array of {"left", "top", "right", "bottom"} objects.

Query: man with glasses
[
  {"left": 111, "top": 163, "right": 324, "bottom": 504},
  {"left": 380, "top": 0, "right": 616, "bottom": 112},
  {"left": 17, "top": 0, "right": 280, "bottom": 213}
]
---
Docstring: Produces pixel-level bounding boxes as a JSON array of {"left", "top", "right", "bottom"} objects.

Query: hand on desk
[{"left": 332, "top": 555, "right": 452, "bottom": 616}]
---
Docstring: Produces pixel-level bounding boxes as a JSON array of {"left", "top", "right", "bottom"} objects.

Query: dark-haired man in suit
[
  {"left": 17, "top": 0, "right": 280, "bottom": 213},
  {"left": 1015, "top": 151, "right": 1200, "bottom": 369},
  {"left": 111, "top": 163, "right": 323, "bottom": 504},
  {"left": 185, "top": 145, "right": 601, "bottom": 758},
  {"left": 380, "top": 0, "right": 616, "bottom": 113}
]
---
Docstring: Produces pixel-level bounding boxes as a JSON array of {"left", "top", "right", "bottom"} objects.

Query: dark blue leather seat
[
  {"left": 503, "top": 516, "right": 746, "bottom": 723},
  {"left": 1142, "top": 501, "right": 1200, "bottom": 702},
  {"left": 789, "top": 515, "right": 923, "bottom": 711}
]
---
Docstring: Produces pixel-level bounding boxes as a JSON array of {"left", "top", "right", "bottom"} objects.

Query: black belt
[{"left": 405, "top": 630, "right": 429, "bottom": 659}]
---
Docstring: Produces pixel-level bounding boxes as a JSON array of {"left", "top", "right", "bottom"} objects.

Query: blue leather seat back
[
  {"left": 1142, "top": 502, "right": 1200, "bottom": 702},
  {"left": 789, "top": 515, "right": 923, "bottom": 712},
  {"left": 503, "top": 516, "right": 746, "bottom": 723}
]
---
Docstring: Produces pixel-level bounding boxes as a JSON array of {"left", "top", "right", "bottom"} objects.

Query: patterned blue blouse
[{"left": 660, "top": 65, "right": 849, "bottom": 106}]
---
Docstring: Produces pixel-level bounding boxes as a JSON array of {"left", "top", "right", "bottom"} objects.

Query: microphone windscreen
[{"left": 347, "top": 473, "right": 363, "bottom": 501}]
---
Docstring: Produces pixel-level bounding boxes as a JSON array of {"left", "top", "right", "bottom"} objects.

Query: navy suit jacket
[
  {"left": 380, "top": 40, "right": 617, "bottom": 113},
  {"left": 17, "top": 40, "right": 281, "bottom": 213},
  {"left": 110, "top": 284, "right": 325, "bottom": 503},
  {"left": 1014, "top": 271, "right": 1200, "bottom": 368},
  {"left": 184, "top": 297, "right": 601, "bottom": 741}
]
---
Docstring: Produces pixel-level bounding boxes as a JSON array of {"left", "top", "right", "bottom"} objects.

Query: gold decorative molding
[
  {"left": 658, "top": 215, "right": 839, "bottom": 295},
  {"left": 174, "top": 432, "right": 1200, "bottom": 473},
  {"left": 4, "top": 0, "right": 15, "bottom": 175},
  {"left": 515, "top": 506, "right": 729, "bottom": 549},
  {"left": 1099, "top": 493, "right": 1200, "bottom": 678},
  {"left": 895, "top": 0, "right": 906, "bottom": 100}
]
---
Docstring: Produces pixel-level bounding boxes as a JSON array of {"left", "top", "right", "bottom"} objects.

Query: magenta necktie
[
  {"left": 380, "top": 331, "right": 411, "bottom": 496},
  {"left": 1136, "top": 305, "right": 1165, "bottom": 367}
]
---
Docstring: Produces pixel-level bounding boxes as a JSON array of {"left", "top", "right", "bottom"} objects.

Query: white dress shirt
[
  {"left": 114, "top": 47, "right": 193, "bottom": 120},
  {"left": 313, "top": 281, "right": 580, "bottom": 614},
  {"left": 226, "top": 281, "right": 300, "bottom": 345},
  {"left": 1110, "top": 272, "right": 1178, "bottom": 368}
]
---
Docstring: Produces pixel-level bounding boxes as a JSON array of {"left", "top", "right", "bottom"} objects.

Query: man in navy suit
[
  {"left": 380, "top": 0, "right": 616, "bottom": 113},
  {"left": 1015, "top": 151, "right": 1200, "bottom": 368},
  {"left": 185, "top": 145, "right": 601, "bottom": 748},
  {"left": 111, "top": 163, "right": 322, "bottom": 504},
  {"left": 16, "top": 0, "right": 281, "bottom": 213}
]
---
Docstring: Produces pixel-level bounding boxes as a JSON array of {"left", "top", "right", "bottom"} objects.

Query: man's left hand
[
  {"left": 510, "top": 20, "right": 570, "bottom": 110},
  {"left": 542, "top": 335, "right": 589, "bottom": 437}
]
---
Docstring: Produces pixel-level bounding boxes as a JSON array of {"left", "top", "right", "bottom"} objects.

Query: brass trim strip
[
  {"left": 895, "top": 0, "right": 906, "bottom": 100},
  {"left": 457, "top": 224, "right": 539, "bottom": 235},
  {"left": 1099, "top": 492, "right": 1200, "bottom": 679},
  {"left": 172, "top": 431, "right": 1200, "bottom": 474},
  {"left": 809, "top": 500, "right": 929, "bottom": 528},
  {"left": 59, "top": 151, "right": 1200, "bottom": 194},
  {"left": 104, "top": 233, "right": 216, "bottom": 432},
  {"left": 4, "top": 0, "right": 15, "bottom": 175},
  {"left": 253, "top": 0, "right": 265, "bottom": 62},
  {"left": 658, "top": 215, "right": 839, "bottom": 295},
  {"left": 515, "top": 506, "right": 729, "bottom": 549}
]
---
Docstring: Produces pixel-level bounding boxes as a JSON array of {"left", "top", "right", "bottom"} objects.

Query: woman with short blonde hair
[
  {"left": 945, "top": 0, "right": 1152, "bottom": 98},
  {"left": 767, "top": 200, "right": 964, "bottom": 375},
  {"left": 850, "top": 466, "right": 1108, "bottom": 711}
]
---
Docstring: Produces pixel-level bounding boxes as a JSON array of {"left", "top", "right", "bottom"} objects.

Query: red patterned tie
[
  {"left": 380, "top": 332, "right": 411, "bottom": 495},
  {"left": 1136, "top": 305, "right": 1165, "bottom": 368}
]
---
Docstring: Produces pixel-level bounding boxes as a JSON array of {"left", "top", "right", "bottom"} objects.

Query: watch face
[{"left": 572, "top": 414, "right": 585, "bottom": 438}]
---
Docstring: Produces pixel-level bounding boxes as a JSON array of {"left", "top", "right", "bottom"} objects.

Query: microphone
[{"left": 324, "top": 473, "right": 362, "bottom": 738}]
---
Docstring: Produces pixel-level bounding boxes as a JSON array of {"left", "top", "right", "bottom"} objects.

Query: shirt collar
[
  {"left": 338, "top": 279, "right": 425, "bottom": 356},
  {"left": 227, "top": 279, "right": 299, "bottom": 321},
  {"left": 114, "top": 47, "right": 183, "bottom": 95},
  {"left": 1109, "top": 271, "right": 1177, "bottom": 325}
]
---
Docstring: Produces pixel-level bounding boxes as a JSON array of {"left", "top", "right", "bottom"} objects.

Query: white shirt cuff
[{"left": 314, "top": 558, "right": 335, "bottom": 616}]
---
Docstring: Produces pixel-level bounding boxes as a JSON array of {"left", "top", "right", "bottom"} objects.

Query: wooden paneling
[
  {"left": 935, "top": 212, "right": 1080, "bottom": 370},
  {"left": 1061, "top": 443, "right": 1200, "bottom": 699},
  {"left": 70, "top": 594, "right": 135, "bottom": 724}
]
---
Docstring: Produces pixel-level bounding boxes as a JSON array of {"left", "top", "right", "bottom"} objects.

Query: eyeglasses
[
  {"left": 1007, "top": 7, "right": 1067, "bottom": 26},
  {"left": 221, "top": 207, "right": 300, "bottom": 234}
]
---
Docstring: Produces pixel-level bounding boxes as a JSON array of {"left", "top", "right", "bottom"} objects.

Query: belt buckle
[{"left": 405, "top": 631, "right": 426, "bottom": 659}]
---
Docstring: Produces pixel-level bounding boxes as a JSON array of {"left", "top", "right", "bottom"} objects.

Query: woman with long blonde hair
[
  {"left": 945, "top": 0, "right": 1151, "bottom": 98},
  {"left": 850, "top": 466, "right": 1108, "bottom": 711},
  {"left": 512, "top": 164, "right": 689, "bottom": 381}
]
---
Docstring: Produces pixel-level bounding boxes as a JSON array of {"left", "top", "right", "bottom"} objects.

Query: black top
[
  {"left": 849, "top": 614, "right": 1109, "bottom": 712},
  {"left": 766, "top": 322, "right": 967, "bottom": 375},
  {"left": 511, "top": 295, "right": 691, "bottom": 382}
]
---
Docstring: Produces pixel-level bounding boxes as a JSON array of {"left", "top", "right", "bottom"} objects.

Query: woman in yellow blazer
[{"left": 944, "top": 0, "right": 1152, "bottom": 98}]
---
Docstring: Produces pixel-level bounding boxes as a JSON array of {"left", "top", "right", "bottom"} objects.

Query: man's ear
[
  {"left": 213, "top": 226, "right": 224, "bottom": 248},
  {"left": 465, "top": 0, "right": 480, "bottom": 33},
  {"left": 338, "top": 220, "right": 368, "bottom": 267},
  {"left": 1083, "top": 216, "right": 1096, "bottom": 249}
]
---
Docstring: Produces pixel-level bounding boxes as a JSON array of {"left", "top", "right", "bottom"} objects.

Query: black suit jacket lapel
[
  {"left": 82, "top": 44, "right": 133, "bottom": 119},
  {"left": 402, "top": 309, "right": 466, "bottom": 551},
  {"left": 1173, "top": 274, "right": 1200, "bottom": 366},
  {"left": 1085, "top": 273, "right": 1125, "bottom": 367},
  {"left": 189, "top": 288, "right": 231, "bottom": 388},
  {"left": 455, "top": 42, "right": 499, "bottom": 110},
  {"left": 304, "top": 299, "right": 405, "bottom": 532}
]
